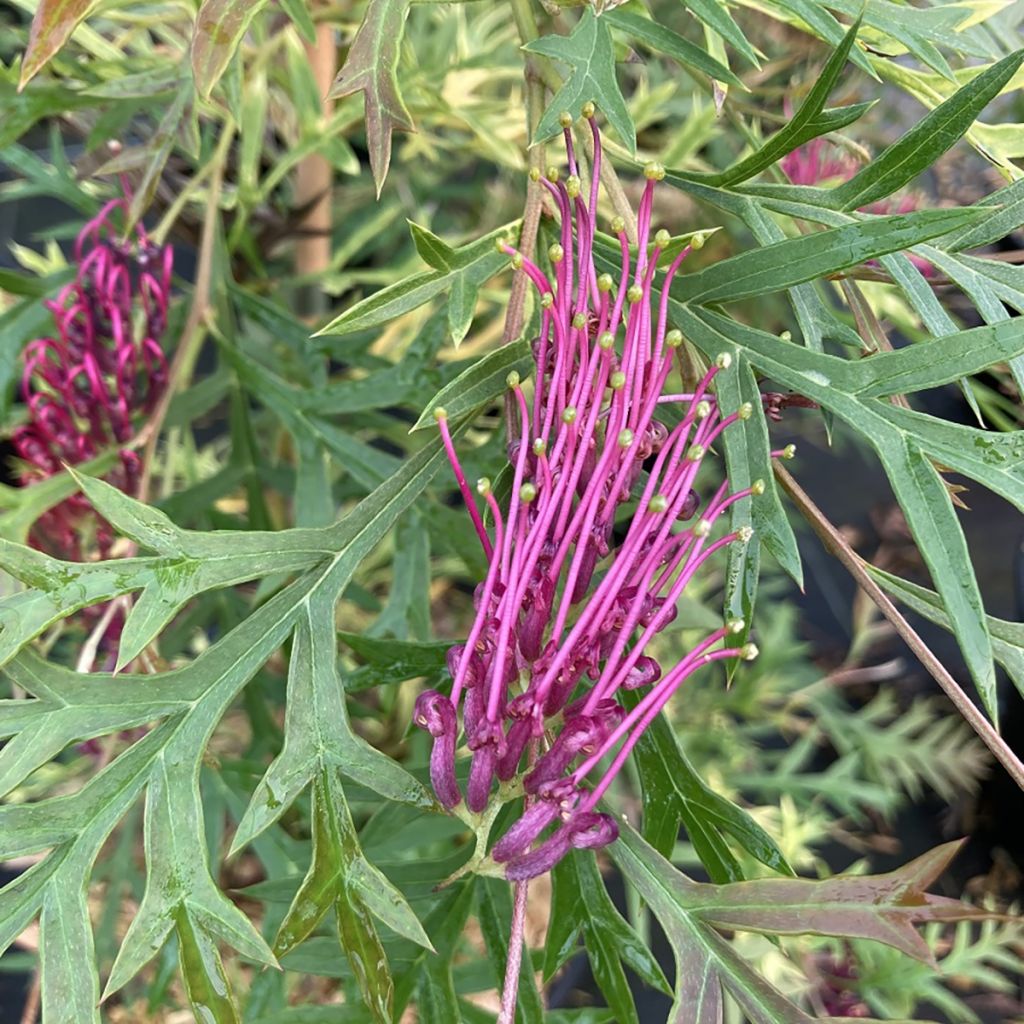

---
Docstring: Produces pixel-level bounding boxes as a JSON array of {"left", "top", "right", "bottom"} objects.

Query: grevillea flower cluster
[
  {"left": 416, "top": 108, "right": 783, "bottom": 889},
  {"left": 14, "top": 198, "right": 171, "bottom": 560}
]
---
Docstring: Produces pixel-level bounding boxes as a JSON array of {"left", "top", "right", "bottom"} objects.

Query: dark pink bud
[
  {"left": 623, "top": 655, "right": 662, "bottom": 689},
  {"left": 491, "top": 799, "right": 561, "bottom": 862},
  {"left": 467, "top": 744, "right": 497, "bottom": 812},
  {"left": 679, "top": 489, "right": 700, "bottom": 521},
  {"left": 568, "top": 811, "right": 619, "bottom": 851},
  {"left": 525, "top": 716, "right": 601, "bottom": 793},
  {"left": 413, "top": 690, "right": 461, "bottom": 808},
  {"left": 505, "top": 828, "right": 572, "bottom": 881},
  {"left": 496, "top": 718, "right": 532, "bottom": 780}
]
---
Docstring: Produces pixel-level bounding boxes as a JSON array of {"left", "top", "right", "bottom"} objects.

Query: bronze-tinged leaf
[
  {"left": 191, "top": 0, "right": 271, "bottom": 100},
  {"left": 19, "top": 0, "right": 96, "bottom": 88},
  {"left": 328, "top": 0, "right": 414, "bottom": 197}
]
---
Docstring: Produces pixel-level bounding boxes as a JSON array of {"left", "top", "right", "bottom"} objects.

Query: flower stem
[{"left": 497, "top": 878, "right": 530, "bottom": 1024}]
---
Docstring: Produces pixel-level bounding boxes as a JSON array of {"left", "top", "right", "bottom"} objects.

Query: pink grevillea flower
[
  {"left": 416, "top": 110, "right": 770, "bottom": 886},
  {"left": 13, "top": 197, "right": 171, "bottom": 560}
]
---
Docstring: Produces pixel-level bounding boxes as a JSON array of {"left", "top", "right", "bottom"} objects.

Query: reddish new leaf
[
  {"left": 19, "top": 0, "right": 95, "bottom": 88},
  {"left": 191, "top": 0, "right": 271, "bottom": 99},
  {"left": 689, "top": 840, "right": 978, "bottom": 964},
  {"left": 328, "top": 0, "right": 413, "bottom": 196}
]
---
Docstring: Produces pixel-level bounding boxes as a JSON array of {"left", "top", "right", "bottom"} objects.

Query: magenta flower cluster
[
  {"left": 416, "top": 112, "right": 771, "bottom": 881},
  {"left": 14, "top": 198, "right": 171, "bottom": 559}
]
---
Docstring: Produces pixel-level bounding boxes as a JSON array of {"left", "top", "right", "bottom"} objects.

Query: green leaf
[
  {"left": 231, "top": 596, "right": 436, "bottom": 855},
  {"left": 411, "top": 337, "right": 532, "bottom": 430},
  {"left": 869, "top": 566, "right": 1024, "bottom": 702},
  {"left": 623, "top": 690, "right": 792, "bottom": 881},
  {"left": 327, "top": 0, "right": 414, "bottom": 195},
  {"left": 191, "top": 0, "right": 271, "bottom": 99},
  {"left": 408, "top": 220, "right": 457, "bottom": 271},
  {"left": 678, "top": 0, "right": 760, "bottom": 68},
  {"left": 315, "top": 222, "right": 516, "bottom": 339},
  {"left": 829, "top": 49, "right": 1024, "bottom": 212},
  {"left": 128, "top": 81, "right": 191, "bottom": 226},
  {"left": 176, "top": 906, "right": 242, "bottom": 1024},
  {"left": 604, "top": 9, "right": 742, "bottom": 88},
  {"left": 671, "top": 306, "right": 1022, "bottom": 724},
  {"left": 523, "top": 7, "right": 636, "bottom": 154},
  {"left": 340, "top": 632, "right": 450, "bottom": 691},
  {"left": 670, "top": 17, "right": 865, "bottom": 187},
  {"left": 548, "top": 850, "right": 671, "bottom": 1024},
  {"left": 19, "top": 0, "right": 96, "bottom": 86},
  {"left": 671, "top": 208, "right": 980, "bottom": 304}
]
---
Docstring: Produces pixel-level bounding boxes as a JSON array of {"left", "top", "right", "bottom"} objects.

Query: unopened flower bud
[
  {"left": 695, "top": 400, "right": 711, "bottom": 419},
  {"left": 740, "top": 642, "right": 759, "bottom": 661},
  {"left": 549, "top": 243, "right": 565, "bottom": 264},
  {"left": 610, "top": 371, "right": 626, "bottom": 390},
  {"left": 529, "top": 167, "right": 541, "bottom": 182},
  {"left": 643, "top": 161, "right": 666, "bottom": 181},
  {"left": 781, "top": 443, "right": 797, "bottom": 460},
  {"left": 507, "top": 370, "right": 521, "bottom": 389},
  {"left": 432, "top": 406, "right": 448, "bottom": 421},
  {"left": 751, "top": 478, "right": 766, "bottom": 496},
  {"left": 687, "top": 444, "right": 705, "bottom": 461},
  {"left": 477, "top": 477, "right": 492, "bottom": 495},
  {"left": 738, "top": 402, "right": 753, "bottom": 420},
  {"left": 611, "top": 216, "right": 625, "bottom": 234},
  {"left": 559, "top": 111, "right": 573, "bottom": 128},
  {"left": 666, "top": 329, "right": 683, "bottom": 348},
  {"left": 617, "top": 429, "right": 634, "bottom": 448},
  {"left": 690, "top": 231, "right": 706, "bottom": 251},
  {"left": 540, "top": 292, "right": 554, "bottom": 309},
  {"left": 532, "top": 438, "right": 547, "bottom": 456},
  {"left": 510, "top": 251, "right": 524, "bottom": 270},
  {"left": 519, "top": 482, "right": 537, "bottom": 503},
  {"left": 546, "top": 166, "right": 560, "bottom": 183},
  {"left": 562, "top": 406, "right": 577, "bottom": 424},
  {"left": 597, "top": 273, "right": 613, "bottom": 292},
  {"left": 598, "top": 331, "right": 614, "bottom": 350},
  {"left": 572, "top": 312, "right": 587, "bottom": 329},
  {"left": 715, "top": 352, "right": 732, "bottom": 370},
  {"left": 727, "top": 617, "right": 745, "bottom": 634},
  {"left": 582, "top": 100, "right": 596, "bottom": 119},
  {"left": 649, "top": 493, "right": 668, "bottom": 513},
  {"left": 654, "top": 229, "right": 671, "bottom": 248},
  {"left": 693, "top": 518, "right": 712, "bottom": 538},
  {"left": 737, "top": 525, "right": 754, "bottom": 542},
  {"left": 627, "top": 284, "right": 644, "bottom": 304},
  {"left": 566, "top": 174, "right": 581, "bottom": 198}
]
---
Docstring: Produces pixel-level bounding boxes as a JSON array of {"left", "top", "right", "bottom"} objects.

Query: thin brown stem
[{"left": 775, "top": 461, "right": 1024, "bottom": 790}]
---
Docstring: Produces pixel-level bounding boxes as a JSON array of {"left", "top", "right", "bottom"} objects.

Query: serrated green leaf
[
  {"left": 524, "top": 7, "right": 636, "bottom": 154},
  {"left": 671, "top": 208, "right": 979, "bottom": 304},
  {"left": 679, "top": 0, "right": 760, "bottom": 68},
  {"left": 604, "top": 9, "right": 742, "bottom": 88},
  {"left": 670, "top": 17, "right": 864, "bottom": 187},
  {"left": 828, "top": 49, "right": 1024, "bottom": 211}
]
